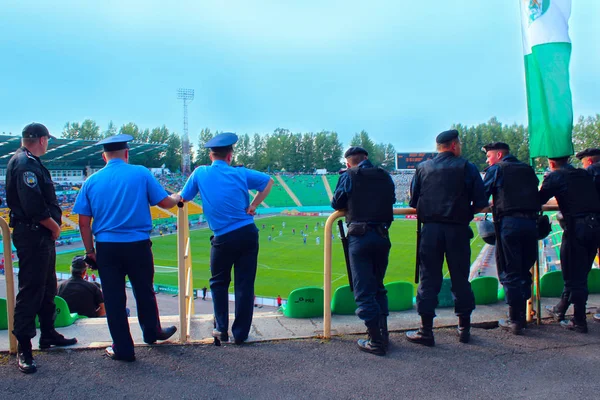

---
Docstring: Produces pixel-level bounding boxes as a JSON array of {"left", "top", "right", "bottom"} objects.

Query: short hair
[
  {"left": 346, "top": 153, "right": 367, "bottom": 166},
  {"left": 210, "top": 145, "right": 233, "bottom": 159},
  {"left": 549, "top": 156, "right": 569, "bottom": 166},
  {"left": 22, "top": 137, "right": 38, "bottom": 146},
  {"left": 436, "top": 137, "right": 459, "bottom": 151}
]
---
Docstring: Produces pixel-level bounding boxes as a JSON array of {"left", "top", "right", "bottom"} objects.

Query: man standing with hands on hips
[
  {"left": 74, "top": 134, "right": 181, "bottom": 362},
  {"left": 180, "top": 132, "right": 273, "bottom": 345},
  {"left": 7, "top": 122, "right": 77, "bottom": 374}
]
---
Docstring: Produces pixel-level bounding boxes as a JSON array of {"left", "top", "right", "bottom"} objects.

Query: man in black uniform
[
  {"left": 58, "top": 256, "right": 106, "bottom": 318},
  {"left": 331, "top": 147, "right": 396, "bottom": 355},
  {"left": 482, "top": 142, "right": 540, "bottom": 334},
  {"left": 6, "top": 123, "right": 77, "bottom": 374},
  {"left": 541, "top": 156, "right": 600, "bottom": 332},
  {"left": 407, "top": 129, "right": 487, "bottom": 346}
]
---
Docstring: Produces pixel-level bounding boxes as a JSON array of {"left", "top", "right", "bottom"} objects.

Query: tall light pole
[{"left": 177, "top": 88, "right": 194, "bottom": 175}]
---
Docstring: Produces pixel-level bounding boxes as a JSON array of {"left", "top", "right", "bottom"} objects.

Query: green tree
[
  {"left": 573, "top": 114, "right": 600, "bottom": 153},
  {"left": 163, "top": 133, "right": 182, "bottom": 172},
  {"left": 119, "top": 122, "right": 140, "bottom": 139},
  {"left": 196, "top": 128, "right": 214, "bottom": 166},
  {"left": 103, "top": 120, "right": 117, "bottom": 138}
]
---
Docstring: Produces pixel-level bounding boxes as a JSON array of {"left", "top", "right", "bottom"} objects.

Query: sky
[{"left": 1, "top": 0, "right": 599, "bottom": 153}]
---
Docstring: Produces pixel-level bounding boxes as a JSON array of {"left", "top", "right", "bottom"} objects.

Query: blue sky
[{"left": 1, "top": 0, "right": 598, "bottom": 152}]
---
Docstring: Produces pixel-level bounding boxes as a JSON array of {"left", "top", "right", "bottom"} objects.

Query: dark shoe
[
  {"left": 39, "top": 330, "right": 78, "bottom": 349},
  {"left": 560, "top": 319, "right": 588, "bottom": 333},
  {"left": 593, "top": 313, "right": 600, "bottom": 322},
  {"left": 545, "top": 305, "right": 566, "bottom": 322},
  {"left": 212, "top": 329, "right": 228, "bottom": 346},
  {"left": 357, "top": 325, "right": 386, "bottom": 356},
  {"left": 380, "top": 316, "right": 389, "bottom": 350},
  {"left": 499, "top": 318, "right": 523, "bottom": 335},
  {"left": 457, "top": 316, "right": 471, "bottom": 343},
  {"left": 233, "top": 337, "right": 246, "bottom": 345},
  {"left": 17, "top": 351, "right": 37, "bottom": 374},
  {"left": 406, "top": 328, "right": 435, "bottom": 347},
  {"left": 152, "top": 326, "right": 177, "bottom": 343},
  {"left": 104, "top": 346, "right": 136, "bottom": 362}
]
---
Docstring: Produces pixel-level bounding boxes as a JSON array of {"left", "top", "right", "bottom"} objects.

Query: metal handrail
[
  {"left": 177, "top": 203, "right": 195, "bottom": 343},
  {"left": 322, "top": 205, "right": 559, "bottom": 339},
  {"left": 0, "top": 217, "right": 17, "bottom": 354}
]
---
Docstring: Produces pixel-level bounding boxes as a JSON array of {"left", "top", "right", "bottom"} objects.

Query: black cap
[
  {"left": 435, "top": 129, "right": 459, "bottom": 144},
  {"left": 205, "top": 132, "right": 238, "bottom": 149},
  {"left": 481, "top": 142, "right": 510, "bottom": 152},
  {"left": 22, "top": 123, "right": 54, "bottom": 139},
  {"left": 344, "top": 146, "right": 368, "bottom": 158},
  {"left": 71, "top": 255, "right": 88, "bottom": 272},
  {"left": 96, "top": 134, "right": 133, "bottom": 152},
  {"left": 575, "top": 148, "right": 600, "bottom": 160}
]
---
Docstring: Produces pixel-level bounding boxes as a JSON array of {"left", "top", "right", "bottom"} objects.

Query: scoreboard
[{"left": 396, "top": 152, "right": 436, "bottom": 170}]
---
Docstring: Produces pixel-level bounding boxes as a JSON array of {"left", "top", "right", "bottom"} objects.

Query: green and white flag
[{"left": 520, "top": 0, "right": 573, "bottom": 159}]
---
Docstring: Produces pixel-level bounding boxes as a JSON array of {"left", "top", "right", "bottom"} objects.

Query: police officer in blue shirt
[
  {"left": 6, "top": 123, "right": 77, "bottom": 374},
  {"left": 407, "top": 129, "right": 487, "bottom": 346},
  {"left": 540, "top": 156, "right": 600, "bottom": 333},
  {"left": 482, "top": 142, "right": 540, "bottom": 334},
  {"left": 180, "top": 132, "right": 273, "bottom": 345},
  {"left": 73, "top": 134, "right": 181, "bottom": 361},
  {"left": 331, "top": 147, "right": 396, "bottom": 356}
]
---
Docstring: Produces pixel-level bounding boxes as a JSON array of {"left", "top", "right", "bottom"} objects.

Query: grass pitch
[{"left": 54, "top": 216, "right": 484, "bottom": 298}]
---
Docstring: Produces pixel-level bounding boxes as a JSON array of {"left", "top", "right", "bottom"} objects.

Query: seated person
[{"left": 58, "top": 256, "right": 106, "bottom": 318}]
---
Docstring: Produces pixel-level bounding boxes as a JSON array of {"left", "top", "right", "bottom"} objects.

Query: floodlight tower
[{"left": 177, "top": 88, "right": 194, "bottom": 175}]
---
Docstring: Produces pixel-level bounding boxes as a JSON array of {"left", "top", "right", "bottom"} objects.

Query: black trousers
[
  {"left": 97, "top": 240, "right": 162, "bottom": 357},
  {"left": 416, "top": 223, "right": 475, "bottom": 317},
  {"left": 560, "top": 217, "right": 600, "bottom": 309},
  {"left": 12, "top": 225, "right": 57, "bottom": 340}
]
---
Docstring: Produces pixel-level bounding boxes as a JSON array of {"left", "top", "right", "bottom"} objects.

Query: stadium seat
[
  {"left": 437, "top": 278, "right": 454, "bottom": 308},
  {"left": 470, "top": 276, "right": 499, "bottom": 305},
  {"left": 331, "top": 285, "right": 357, "bottom": 315},
  {"left": 0, "top": 297, "right": 8, "bottom": 330},
  {"left": 282, "top": 287, "right": 324, "bottom": 318},
  {"left": 497, "top": 286, "right": 506, "bottom": 302},
  {"left": 539, "top": 270, "right": 564, "bottom": 298},
  {"left": 588, "top": 268, "right": 600, "bottom": 294},
  {"left": 34, "top": 296, "right": 86, "bottom": 328},
  {"left": 385, "top": 281, "right": 414, "bottom": 311}
]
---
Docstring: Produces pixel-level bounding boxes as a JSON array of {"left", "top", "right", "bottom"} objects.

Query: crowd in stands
[{"left": 390, "top": 171, "right": 415, "bottom": 205}]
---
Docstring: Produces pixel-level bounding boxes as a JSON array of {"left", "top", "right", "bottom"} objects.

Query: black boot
[
  {"left": 212, "top": 329, "right": 229, "bottom": 346},
  {"left": 457, "top": 316, "right": 470, "bottom": 343},
  {"left": 499, "top": 306, "right": 522, "bottom": 335},
  {"left": 39, "top": 329, "right": 77, "bottom": 349},
  {"left": 357, "top": 323, "right": 386, "bottom": 356},
  {"left": 546, "top": 294, "right": 569, "bottom": 322},
  {"left": 17, "top": 339, "right": 36, "bottom": 374},
  {"left": 561, "top": 303, "right": 588, "bottom": 333},
  {"left": 380, "top": 316, "right": 389, "bottom": 350},
  {"left": 406, "top": 315, "right": 435, "bottom": 347}
]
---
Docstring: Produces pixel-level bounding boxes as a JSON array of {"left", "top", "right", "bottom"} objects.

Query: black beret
[
  {"left": 575, "top": 148, "right": 600, "bottom": 160},
  {"left": 71, "top": 255, "right": 88, "bottom": 271},
  {"left": 481, "top": 142, "right": 510, "bottom": 152},
  {"left": 344, "top": 146, "right": 368, "bottom": 158},
  {"left": 97, "top": 134, "right": 133, "bottom": 152},
  {"left": 22, "top": 122, "right": 54, "bottom": 139},
  {"left": 435, "top": 129, "right": 459, "bottom": 144}
]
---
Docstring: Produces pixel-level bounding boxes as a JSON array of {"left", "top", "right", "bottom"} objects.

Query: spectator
[{"left": 58, "top": 256, "right": 106, "bottom": 318}]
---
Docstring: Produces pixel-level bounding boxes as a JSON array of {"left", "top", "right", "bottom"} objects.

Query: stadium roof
[{"left": 0, "top": 135, "right": 166, "bottom": 168}]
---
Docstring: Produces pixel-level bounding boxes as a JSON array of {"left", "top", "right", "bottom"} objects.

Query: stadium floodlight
[{"left": 177, "top": 88, "right": 194, "bottom": 175}]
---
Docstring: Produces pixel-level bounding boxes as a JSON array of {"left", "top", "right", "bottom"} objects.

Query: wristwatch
[{"left": 85, "top": 248, "right": 96, "bottom": 255}]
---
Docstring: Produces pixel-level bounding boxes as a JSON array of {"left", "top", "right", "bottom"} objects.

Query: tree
[
  {"left": 573, "top": 114, "right": 600, "bottom": 153},
  {"left": 163, "top": 133, "right": 182, "bottom": 172},
  {"left": 62, "top": 122, "right": 81, "bottom": 139},
  {"left": 119, "top": 122, "right": 140, "bottom": 139},
  {"left": 62, "top": 119, "right": 101, "bottom": 140},
  {"left": 103, "top": 120, "right": 117, "bottom": 138},
  {"left": 196, "top": 128, "right": 214, "bottom": 166}
]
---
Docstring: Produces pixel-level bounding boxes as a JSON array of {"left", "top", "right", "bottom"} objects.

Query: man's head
[
  {"left": 344, "top": 146, "right": 368, "bottom": 168},
  {"left": 205, "top": 132, "right": 238, "bottom": 164},
  {"left": 436, "top": 129, "right": 461, "bottom": 156},
  {"left": 71, "top": 255, "right": 88, "bottom": 277},
  {"left": 97, "top": 134, "right": 133, "bottom": 163},
  {"left": 575, "top": 148, "right": 600, "bottom": 169},
  {"left": 548, "top": 156, "right": 570, "bottom": 171},
  {"left": 21, "top": 123, "right": 53, "bottom": 156},
  {"left": 482, "top": 142, "right": 510, "bottom": 166}
]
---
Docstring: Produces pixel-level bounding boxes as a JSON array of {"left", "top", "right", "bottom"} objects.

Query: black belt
[{"left": 503, "top": 212, "right": 538, "bottom": 219}]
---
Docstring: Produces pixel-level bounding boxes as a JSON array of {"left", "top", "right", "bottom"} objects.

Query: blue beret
[
  {"left": 436, "top": 129, "right": 459, "bottom": 144},
  {"left": 97, "top": 134, "right": 134, "bottom": 152},
  {"left": 481, "top": 142, "right": 510, "bottom": 152},
  {"left": 22, "top": 122, "right": 55, "bottom": 139},
  {"left": 575, "top": 148, "right": 600, "bottom": 160},
  {"left": 205, "top": 132, "right": 238, "bottom": 149},
  {"left": 344, "top": 146, "right": 368, "bottom": 158}
]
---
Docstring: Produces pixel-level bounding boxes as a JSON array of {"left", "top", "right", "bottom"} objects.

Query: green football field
[{"left": 53, "top": 216, "right": 485, "bottom": 298}]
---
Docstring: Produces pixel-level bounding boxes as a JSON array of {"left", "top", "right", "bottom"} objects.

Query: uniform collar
[
  {"left": 211, "top": 160, "right": 229, "bottom": 167},
  {"left": 21, "top": 146, "right": 40, "bottom": 161},
  {"left": 107, "top": 158, "right": 126, "bottom": 166}
]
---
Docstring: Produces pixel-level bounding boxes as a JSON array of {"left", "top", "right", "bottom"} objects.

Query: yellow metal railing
[
  {"left": 177, "top": 203, "right": 195, "bottom": 343},
  {"left": 0, "top": 217, "right": 17, "bottom": 354},
  {"left": 322, "top": 206, "right": 559, "bottom": 339}
]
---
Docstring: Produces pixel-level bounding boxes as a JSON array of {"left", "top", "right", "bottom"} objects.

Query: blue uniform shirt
[
  {"left": 73, "top": 159, "right": 168, "bottom": 242},
  {"left": 181, "top": 160, "right": 271, "bottom": 236}
]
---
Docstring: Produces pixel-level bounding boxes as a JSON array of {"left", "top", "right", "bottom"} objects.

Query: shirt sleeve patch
[{"left": 23, "top": 171, "right": 38, "bottom": 188}]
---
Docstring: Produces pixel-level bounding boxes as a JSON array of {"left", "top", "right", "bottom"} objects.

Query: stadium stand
[{"left": 281, "top": 175, "right": 330, "bottom": 206}]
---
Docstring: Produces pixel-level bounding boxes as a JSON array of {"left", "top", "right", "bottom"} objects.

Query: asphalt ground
[{"left": 1, "top": 318, "right": 600, "bottom": 400}]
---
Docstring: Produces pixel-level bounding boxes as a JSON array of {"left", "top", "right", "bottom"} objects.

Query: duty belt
[{"left": 503, "top": 212, "right": 538, "bottom": 219}]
